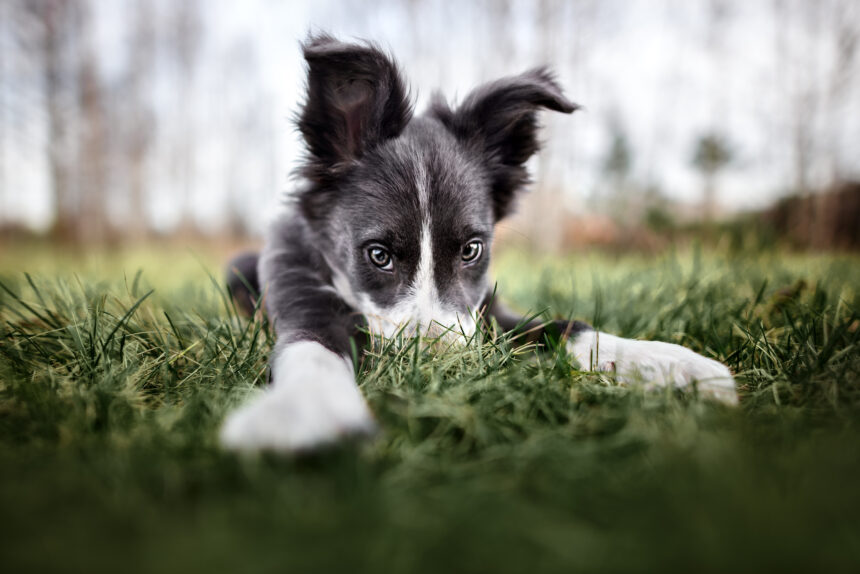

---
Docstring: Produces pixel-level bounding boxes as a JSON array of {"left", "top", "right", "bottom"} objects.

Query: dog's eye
[
  {"left": 461, "top": 240, "right": 483, "bottom": 264},
  {"left": 367, "top": 246, "right": 393, "bottom": 271}
]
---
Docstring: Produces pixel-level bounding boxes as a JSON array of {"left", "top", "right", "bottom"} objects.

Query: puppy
[{"left": 221, "top": 34, "right": 737, "bottom": 452}]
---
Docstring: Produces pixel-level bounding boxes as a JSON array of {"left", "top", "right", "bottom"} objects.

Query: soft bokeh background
[
  {"left": 3, "top": 5, "right": 860, "bottom": 570},
  {"left": 0, "top": 0, "right": 858, "bottom": 251}
]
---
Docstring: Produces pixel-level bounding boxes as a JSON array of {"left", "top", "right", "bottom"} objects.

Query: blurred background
[{"left": 0, "top": 0, "right": 858, "bottom": 253}]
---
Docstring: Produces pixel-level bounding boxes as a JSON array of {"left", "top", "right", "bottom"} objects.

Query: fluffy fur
[
  {"left": 221, "top": 341, "right": 375, "bottom": 451},
  {"left": 567, "top": 332, "right": 737, "bottom": 404},
  {"left": 222, "top": 34, "right": 737, "bottom": 452}
]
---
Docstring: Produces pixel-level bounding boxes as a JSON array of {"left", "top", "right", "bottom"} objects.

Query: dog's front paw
[
  {"left": 220, "top": 343, "right": 377, "bottom": 452},
  {"left": 220, "top": 378, "right": 377, "bottom": 452},
  {"left": 568, "top": 332, "right": 738, "bottom": 404}
]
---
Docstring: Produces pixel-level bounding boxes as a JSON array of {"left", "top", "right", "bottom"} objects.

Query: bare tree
[
  {"left": 121, "top": 0, "right": 156, "bottom": 240},
  {"left": 32, "top": 0, "right": 78, "bottom": 238},
  {"left": 0, "top": 1, "right": 10, "bottom": 228},
  {"left": 706, "top": 0, "right": 732, "bottom": 123},
  {"left": 484, "top": 0, "right": 515, "bottom": 79},
  {"left": 168, "top": 0, "right": 202, "bottom": 234},
  {"left": 530, "top": 0, "right": 563, "bottom": 252},
  {"left": 603, "top": 121, "right": 632, "bottom": 194},
  {"left": 222, "top": 40, "right": 265, "bottom": 238},
  {"left": 793, "top": 0, "right": 822, "bottom": 199},
  {"left": 826, "top": 0, "right": 859, "bottom": 181},
  {"left": 770, "top": 0, "right": 851, "bottom": 243},
  {"left": 0, "top": 1, "right": 7, "bottom": 225},
  {"left": 74, "top": 1, "right": 108, "bottom": 243},
  {"left": 691, "top": 133, "right": 732, "bottom": 220},
  {"left": 602, "top": 118, "right": 634, "bottom": 222}
]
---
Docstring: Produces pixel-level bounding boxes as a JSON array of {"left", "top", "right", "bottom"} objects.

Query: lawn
[{"left": 1, "top": 244, "right": 859, "bottom": 573}]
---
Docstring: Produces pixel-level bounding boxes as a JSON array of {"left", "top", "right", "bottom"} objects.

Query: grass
[{"left": 1, "top": 245, "right": 859, "bottom": 573}]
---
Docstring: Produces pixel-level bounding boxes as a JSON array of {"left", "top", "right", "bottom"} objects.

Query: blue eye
[
  {"left": 367, "top": 246, "right": 393, "bottom": 271},
  {"left": 461, "top": 240, "right": 483, "bottom": 264}
]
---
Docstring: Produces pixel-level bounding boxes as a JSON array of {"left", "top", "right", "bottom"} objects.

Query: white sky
[{"left": 2, "top": 0, "right": 858, "bottom": 231}]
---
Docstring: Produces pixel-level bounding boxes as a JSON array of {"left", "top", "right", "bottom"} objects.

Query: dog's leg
[
  {"left": 566, "top": 330, "right": 737, "bottom": 404},
  {"left": 483, "top": 294, "right": 737, "bottom": 404},
  {"left": 481, "top": 294, "right": 592, "bottom": 344},
  {"left": 220, "top": 340, "right": 376, "bottom": 451},
  {"left": 220, "top": 230, "right": 376, "bottom": 452}
]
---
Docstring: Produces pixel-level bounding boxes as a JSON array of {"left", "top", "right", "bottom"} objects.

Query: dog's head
[{"left": 295, "top": 34, "right": 577, "bottom": 338}]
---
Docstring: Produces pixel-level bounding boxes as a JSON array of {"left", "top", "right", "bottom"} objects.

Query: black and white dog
[{"left": 221, "top": 34, "right": 736, "bottom": 451}]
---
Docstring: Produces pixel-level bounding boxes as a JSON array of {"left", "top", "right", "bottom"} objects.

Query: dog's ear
[
  {"left": 431, "top": 68, "right": 578, "bottom": 221},
  {"left": 298, "top": 34, "right": 413, "bottom": 180}
]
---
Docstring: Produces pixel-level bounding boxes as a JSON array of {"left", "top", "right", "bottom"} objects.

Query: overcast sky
[{"left": 2, "top": 0, "right": 858, "bottom": 231}]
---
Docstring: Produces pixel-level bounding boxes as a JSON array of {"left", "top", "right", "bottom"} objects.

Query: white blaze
[{"left": 413, "top": 220, "right": 440, "bottom": 327}]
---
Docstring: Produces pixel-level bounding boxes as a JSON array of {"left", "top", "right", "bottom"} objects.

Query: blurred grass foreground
[
  {"left": 3, "top": 1, "right": 860, "bottom": 570},
  {"left": 1, "top": 245, "right": 859, "bottom": 573}
]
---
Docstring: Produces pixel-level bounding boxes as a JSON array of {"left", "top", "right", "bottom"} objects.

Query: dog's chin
[{"left": 363, "top": 313, "right": 479, "bottom": 344}]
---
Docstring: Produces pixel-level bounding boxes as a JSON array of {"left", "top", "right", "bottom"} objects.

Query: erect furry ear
[
  {"left": 298, "top": 34, "right": 413, "bottom": 181},
  {"left": 430, "top": 68, "right": 578, "bottom": 221}
]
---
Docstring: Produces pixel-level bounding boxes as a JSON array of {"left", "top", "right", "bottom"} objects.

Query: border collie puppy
[{"left": 221, "top": 34, "right": 737, "bottom": 452}]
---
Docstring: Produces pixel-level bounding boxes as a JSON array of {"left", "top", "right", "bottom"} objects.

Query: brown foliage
[{"left": 765, "top": 181, "right": 860, "bottom": 250}]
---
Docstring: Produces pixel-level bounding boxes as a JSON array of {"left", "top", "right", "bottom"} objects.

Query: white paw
[
  {"left": 220, "top": 342, "right": 377, "bottom": 452},
  {"left": 219, "top": 383, "right": 377, "bottom": 452},
  {"left": 568, "top": 331, "right": 738, "bottom": 405}
]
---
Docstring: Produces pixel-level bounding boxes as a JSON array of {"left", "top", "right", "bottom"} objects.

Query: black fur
[
  {"left": 258, "top": 216, "right": 367, "bottom": 356},
  {"left": 429, "top": 68, "right": 578, "bottom": 220},
  {"left": 226, "top": 251, "right": 260, "bottom": 316},
  {"left": 297, "top": 34, "right": 414, "bottom": 220}
]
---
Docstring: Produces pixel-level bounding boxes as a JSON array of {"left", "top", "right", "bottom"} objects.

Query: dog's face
[
  {"left": 295, "top": 35, "right": 576, "bottom": 338},
  {"left": 324, "top": 119, "right": 494, "bottom": 337}
]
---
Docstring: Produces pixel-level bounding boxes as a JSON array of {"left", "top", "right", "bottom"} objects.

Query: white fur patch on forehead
[
  {"left": 413, "top": 219, "right": 436, "bottom": 319},
  {"left": 412, "top": 152, "right": 439, "bottom": 329},
  {"left": 415, "top": 154, "right": 430, "bottom": 213}
]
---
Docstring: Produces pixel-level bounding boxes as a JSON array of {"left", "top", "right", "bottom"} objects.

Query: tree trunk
[
  {"left": 76, "top": 42, "right": 108, "bottom": 244},
  {"left": 124, "top": 0, "right": 156, "bottom": 241},
  {"left": 40, "top": 0, "right": 76, "bottom": 238}
]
